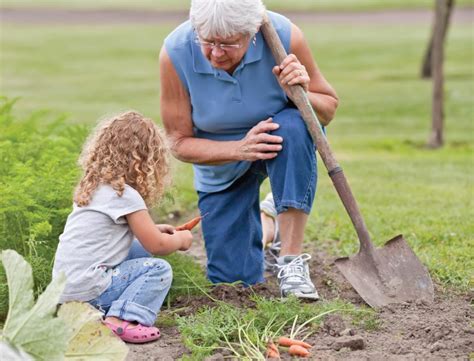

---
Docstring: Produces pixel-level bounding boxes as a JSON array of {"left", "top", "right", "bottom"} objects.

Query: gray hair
[{"left": 190, "top": 0, "right": 266, "bottom": 39}]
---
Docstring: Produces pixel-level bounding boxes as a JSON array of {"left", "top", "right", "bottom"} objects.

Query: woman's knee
[{"left": 272, "top": 108, "right": 312, "bottom": 146}]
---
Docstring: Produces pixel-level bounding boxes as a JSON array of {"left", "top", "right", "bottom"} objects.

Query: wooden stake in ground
[
  {"left": 421, "top": 0, "right": 454, "bottom": 78},
  {"left": 428, "top": 0, "right": 450, "bottom": 148},
  {"left": 421, "top": 0, "right": 454, "bottom": 79}
]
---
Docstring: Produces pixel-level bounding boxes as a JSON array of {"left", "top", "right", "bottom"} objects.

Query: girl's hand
[
  {"left": 156, "top": 224, "right": 175, "bottom": 234},
  {"left": 177, "top": 230, "right": 193, "bottom": 251},
  {"left": 272, "top": 53, "right": 310, "bottom": 96},
  {"left": 236, "top": 118, "right": 283, "bottom": 161}
]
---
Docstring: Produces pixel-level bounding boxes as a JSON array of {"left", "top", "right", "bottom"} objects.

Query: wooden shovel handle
[{"left": 260, "top": 14, "right": 375, "bottom": 254}]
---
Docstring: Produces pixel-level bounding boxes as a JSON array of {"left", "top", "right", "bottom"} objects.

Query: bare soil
[
  {"left": 126, "top": 234, "right": 473, "bottom": 360},
  {"left": 298, "top": 252, "right": 473, "bottom": 360}
]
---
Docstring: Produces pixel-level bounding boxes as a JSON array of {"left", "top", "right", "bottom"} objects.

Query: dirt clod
[
  {"left": 323, "top": 314, "right": 347, "bottom": 336},
  {"left": 340, "top": 328, "right": 355, "bottom": 337},
  {"left": 430, "top": 341, "right": 446, "bottom": 352},
  {"left": 332, "top": 335, "right": 365, "bottom": 351}
]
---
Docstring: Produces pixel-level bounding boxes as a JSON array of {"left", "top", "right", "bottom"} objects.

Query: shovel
[{"left": 260, "top": 15, "right": 434, "bottom": 308}]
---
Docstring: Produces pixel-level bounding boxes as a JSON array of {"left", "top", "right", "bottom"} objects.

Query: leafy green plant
[
  {"left": 0, "top": 98, "right": 87, "bottom": 257},
  {"left": 178, "top": 303, "right": 243, "bottom": 359},
  {"left": 0, "top": 249, "right": 69, "bottom": 360},
  {"left": 162, "top": 253, "right": 211, "bottom": 305},
  {"left": 0, "top": 250, "right": 128, "bottom": 361},
  {"left": 177, "top": 293, "right": 378, "bottom": 359},
  {"left": 0, "top": 97, "right": 90, "bottom": 320}
]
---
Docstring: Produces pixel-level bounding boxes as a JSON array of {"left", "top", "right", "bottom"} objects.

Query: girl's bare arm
[{"left": 126, "top": 210, "right": 193, "bottom": 255}]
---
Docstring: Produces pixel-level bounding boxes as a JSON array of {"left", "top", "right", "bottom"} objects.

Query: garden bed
[{"left": 126, "top": 234, "right": 473, "bottom": 360}]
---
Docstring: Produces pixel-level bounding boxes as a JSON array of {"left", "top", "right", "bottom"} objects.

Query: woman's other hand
[
  {"left": 236, "top": 118, "right": 283, "bottom": 161},
  {"left": 272, "top": 53, "right": 310, "bottom": 95}
]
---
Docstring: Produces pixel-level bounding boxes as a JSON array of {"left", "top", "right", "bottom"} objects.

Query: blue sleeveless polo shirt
[{"left": 164, "top": 11, "right": 291, "bottom": 193}]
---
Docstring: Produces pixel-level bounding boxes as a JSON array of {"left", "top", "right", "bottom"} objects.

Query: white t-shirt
[{"left": 53, "top": 184, "right": 147, "bottom": 303}]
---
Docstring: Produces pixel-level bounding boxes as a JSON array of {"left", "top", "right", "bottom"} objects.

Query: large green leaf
[
  {"left": 58, "top": 302, "right": 128, "bottom": 361},
  {"left": 1, "top": 250, "right": 35, "bottom": 332},
  {"left": 0, "top": 250, "right": 69, "bottom": 361}
]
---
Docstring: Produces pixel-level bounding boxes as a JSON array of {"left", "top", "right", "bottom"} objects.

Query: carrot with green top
[
  {"left": 288, "top": 344, "right": 310, "bottom": 357},
  {"left": 278, "top": 336, "right": 312, "bottom": 349},
  {"left": 265, "top": 341, "right": 280, "bottom": 359}
]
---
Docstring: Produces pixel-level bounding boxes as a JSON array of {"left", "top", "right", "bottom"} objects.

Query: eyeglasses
[{"left": 194, "top": 36, "right": 244, "bottom": 51}]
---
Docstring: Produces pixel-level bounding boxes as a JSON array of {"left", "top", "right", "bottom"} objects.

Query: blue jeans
[
  {"left": 198, "top": 107, "right": 317, "bottom": 285},
  {"left": 88, "top": 240, "right": 172, "bottom": 326}
]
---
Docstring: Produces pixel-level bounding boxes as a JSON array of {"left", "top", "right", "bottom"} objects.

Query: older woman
[{"left": 159, "top": 0, "right": 338, "bottom": 299}]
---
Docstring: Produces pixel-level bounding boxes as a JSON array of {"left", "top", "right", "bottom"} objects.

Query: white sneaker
[
  {"left": 276, "top": 254, "right": 319, "bottom": 300},
  {"left": 260, "top": 193, "right": 280, "bottom": 272},
  {"left": 260, "top": 192, "right": 277, "bottom": 219},
  {"left": 264, "top": 235, "right": 281, "bottom": 273}
]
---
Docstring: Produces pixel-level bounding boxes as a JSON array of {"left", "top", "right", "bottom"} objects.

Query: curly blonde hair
[{"left": 74, "top": 111, "right": 170, "bottom": 207}]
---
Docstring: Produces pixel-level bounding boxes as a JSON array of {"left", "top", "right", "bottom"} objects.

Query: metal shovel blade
[{"left": 335, "top": 234, "right": 434, "bottom": 308}]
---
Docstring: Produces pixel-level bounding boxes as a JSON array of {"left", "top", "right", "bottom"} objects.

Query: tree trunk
[
  {"left": 421, "top": 0, "right": 454, "bottom": 78},
  {"left": 428, "top": 0, "right": 449, "bottom": 148}
]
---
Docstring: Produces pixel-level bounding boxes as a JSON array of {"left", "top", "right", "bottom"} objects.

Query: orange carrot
[
  {"left": 176, "top": 216, "right": 202, "bottom": 231},
  {"left": 278, "top": 337, "right": 312, "bottom": 349},
  {"left": 266, "top": 341, "right": 280, "bottom": 359},
  {"left": 288, "top": 344, "right": 310, "bottom": 357}
]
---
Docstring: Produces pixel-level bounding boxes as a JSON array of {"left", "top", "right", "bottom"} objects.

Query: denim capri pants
[
  {"left": 88, "top": 240, "right": 172, "bottom": 326},
  {"left": 197, "top": 107, "right": 318, "bottom": 285}
]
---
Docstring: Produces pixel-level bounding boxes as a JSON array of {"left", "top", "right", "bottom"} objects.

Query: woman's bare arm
[{"left": 159, "top": 47, "right": 283, "bottom": 164}]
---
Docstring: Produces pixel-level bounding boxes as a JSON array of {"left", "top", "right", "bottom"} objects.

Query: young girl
[{"left": 53, "top": 111, "right": 193, "bottom": 344}]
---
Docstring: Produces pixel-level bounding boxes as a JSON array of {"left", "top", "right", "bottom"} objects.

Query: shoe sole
[{"left": 282, "top": 291, "right": 320, "bottom": 300}]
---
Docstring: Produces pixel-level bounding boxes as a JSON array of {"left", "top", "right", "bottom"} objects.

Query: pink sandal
[{"left": 103, "top": 320, "right": 161, "bottom": 343}]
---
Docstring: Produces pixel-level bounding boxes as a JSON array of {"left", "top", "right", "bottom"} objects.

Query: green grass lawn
[
  {"left": 2, "top": 0, "right": 473, "bottom": 11},
  {"left": 1, "top": 19, "right": 473, "bottom": 290}
]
